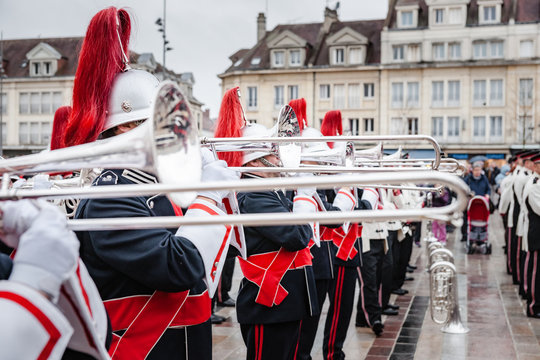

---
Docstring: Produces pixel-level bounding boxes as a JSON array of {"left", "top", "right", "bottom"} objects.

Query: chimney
[
  {"left": 323, "top": 7, "right": 338, "bottom": 32},
  {"left": 257, "top": 13, "right": 266, "bottom": 42}
]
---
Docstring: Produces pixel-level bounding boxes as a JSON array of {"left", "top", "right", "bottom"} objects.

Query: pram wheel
[
  {"left": 466, "top": 244, "right": 474, "bottom": 255},
  {"left": 486, "top": 243, "right": 492, "bottom": 255}
]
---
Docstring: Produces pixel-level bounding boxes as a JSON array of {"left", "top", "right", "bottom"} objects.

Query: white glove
[
  {"left": 198, "top": 160, "right": 240, "bottom": 203},
  {"left": 2, "top": 200, "right": 79, "bottom": 303},
  {"left": 200, "top": 147, "right": 218, "bottom": 167},
  {"left": 0, "top": 199, "right": 42, "bottom": 248},
  {"left": 295, "top": 172, "right": 317, "bottom": 198}
]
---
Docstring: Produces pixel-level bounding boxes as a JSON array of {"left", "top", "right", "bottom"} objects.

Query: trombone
[
  {"left": 202, "top": 134, "right": 443, "bottom": 169},
  {"left": 0, "top": 83, "right": 469, "bottom": 231}
]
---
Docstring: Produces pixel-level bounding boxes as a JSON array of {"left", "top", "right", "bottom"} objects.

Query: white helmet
[
  {"left": 103, "top": 69, "right": 160, "bottom": 133},
  {"left": 242, "top": 123, "right": 276, "bottom": 165},
  {"left": 301, "top": 127, "right": 331, "bottom": 154}
]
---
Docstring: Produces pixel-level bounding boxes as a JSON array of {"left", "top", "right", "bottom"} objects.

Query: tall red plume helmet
[
  {"left": 50, "top": 106, "right": 72, "bottom": 150},
  {"left": 63, "top": 7, "right": 131, "bottom": 147},
  {"left": 214, "top": 87, "right": 245, "bottom": 167},
  {"left": 288, "top": 98, "right": 307, "bottom": 133},
  {"left": 320, "top": 110, "right": 342, "bottom": 149}
]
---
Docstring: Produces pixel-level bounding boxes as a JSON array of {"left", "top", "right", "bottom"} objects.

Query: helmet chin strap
[{"left": 259, "top": 157, "right": 282, "bottom": 168}]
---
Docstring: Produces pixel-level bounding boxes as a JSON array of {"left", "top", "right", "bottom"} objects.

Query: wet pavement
[{"left": 212, "top": 212, "right": 540, "bottom": 359}]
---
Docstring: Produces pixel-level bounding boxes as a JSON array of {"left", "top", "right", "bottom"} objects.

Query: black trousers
[
  {"left": 382, "top": 233, "right": 395, "bottom": 308},
  {"left": 394, "top": 234, "right": 413, "bottom": 290},
  {"left": 526, "top": 250, "right": 540, "bottom": 316},
  {"left": 217, "top": 253, "right": 236, "bottom": 303},
  {"left": 411, "top": 221, "right": 421, "bottom": 245},
  {"left": 297, "top": 278, "right": 330, "bottom": 360},
  {"left": 509, "top": 227, "right": 520, "bottom": 285},
  {"left": 356, "top": 240, "right": 385, "bottom": 327},
  {"left": 519, "top": 247, "right": 527, "bottom": 298},
  {"left": 241, "top": 320, "right": 301, "bottom": 360},
  {"left": 323, "top": 266, "right": 358, "bottom": 360}
]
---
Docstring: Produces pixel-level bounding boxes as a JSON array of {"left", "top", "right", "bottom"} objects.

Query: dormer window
[
  {"left": 333, "top": 48, "right": 345, "bottom": 65},
  {"left": 449, "top": 8, "right": 462, "bottom": 24},
  {"left": 402, "top": 11, "right": 413, "bottom": 27},
  {"left": 290, "top": 50, "right": 301, "bottom": 66},
  {"left": 427, "top": 2, "right": 466, "bottom": 27},
  {"left": 266, "top": 29, "right": 308, "bottom": 69},
  {"left": 484, "top": 6, "right": 496, "bottom": 22},
  {"left": 32, "top": 62, "right": 40, "bottom": 76},
  {"left": 396, "top": 5, "right": 419, "bottom": 28},
  {"left": 272, "top": 51, "right": 285, "bottom": 67},
  {"left": 26, "top": 42, "right": 62, "bottom": 78},
  {"left": 478, "top": 0, "right": 502, "bottom": 24},
  {"left": 326, "top": 27, "right": 369, "bottom": 66},
  {"left": 349, "top": 48, "right": 362, "bottom": 65},
  {"left": 30, "top": 60, "right": 54, "bottom": 76}
]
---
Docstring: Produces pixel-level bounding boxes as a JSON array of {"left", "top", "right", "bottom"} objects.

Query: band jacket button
[{"left": 212, "top": 271, "right": 217, "bottom": 277}]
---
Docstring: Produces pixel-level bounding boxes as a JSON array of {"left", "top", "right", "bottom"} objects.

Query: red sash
[
  {"left": 238, "top": 248, "right": 312, "bottom": 307},
  {"left": 104, "top": 290, "right": 211, "bottom": 360},
  {"left": 330, "top": 223, "right": 360, "bottom": 261}
]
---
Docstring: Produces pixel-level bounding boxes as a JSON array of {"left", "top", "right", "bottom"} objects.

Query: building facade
[
  {"left": 0, "top": 37, "right": 204, "bottom": 156},
  {"left": 219, "top": 0, "right": 540, "bottom": 158}
]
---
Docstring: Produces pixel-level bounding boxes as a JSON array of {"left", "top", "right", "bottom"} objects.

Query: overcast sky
[{"left": 0, "top": 0, "right": 388, "bottom": 116}]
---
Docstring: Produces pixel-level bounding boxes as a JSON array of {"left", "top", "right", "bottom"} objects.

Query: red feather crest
[
  {"left": 288, "top": 98, "right": 307, "bottom": 133},
  {"left": 214, "top": 87, "right": 245, "bottom": 167},
  {"left": 50, "top": 106, "right": 72, "bottom": 150},
  {"left": 63, "top": 7, "right": 131, "bottom": 147},
  {"left": 321, "top": 110, "right": 342, "bottom": 149}
]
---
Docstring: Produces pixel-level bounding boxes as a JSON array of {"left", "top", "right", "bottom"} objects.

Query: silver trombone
[
  {"left": 202, "top": 134, "right": 443, "bottom": 169},
  {"left": 0, "top": 83, "right": 469, "bottom": 230}
]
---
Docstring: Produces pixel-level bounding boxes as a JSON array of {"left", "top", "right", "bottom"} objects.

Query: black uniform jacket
[
  {"left": 236, "top": 188, "right": 319, "bottom": 324},
  {"left": 75, "top": 169, "right": 208, "bottom": 356},
  {"left": 527, "top": 178, "right": 540, "bottom": 252}
]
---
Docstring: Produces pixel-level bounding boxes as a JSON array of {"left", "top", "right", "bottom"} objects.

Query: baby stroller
[{"left": 466, "top": 196, "right": 491, "bottom": 255}]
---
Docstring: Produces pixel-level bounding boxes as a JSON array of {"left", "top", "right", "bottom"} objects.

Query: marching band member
[
  {"left": 314, "top": 110, "right": 377, "bottom": 355},
  {"left": 65, "top": 8, "right": 236, "bottom": 359},
  {"left": 291, "top": 123, "right": 358, "bottom": 359},
  {"left": 213, "top": 90, "right": 317, "bottom": 359},
  {"left": 499, "top": 150, "right": 533, "bottom": 287},
  {"left": 516, "top": 151, "right": 539, "bottom": 301},
  {"left": 356, "top": 189, "right": 389, "bottom": 336},
  {"left": 523, "top": 154, "right": 540, "bottom": 318},
  {"left": 0, "top": 200, "right": 109, "bottom": 359}
]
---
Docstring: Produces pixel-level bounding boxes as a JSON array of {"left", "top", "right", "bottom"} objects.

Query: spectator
[{"left": 431, "top": 186, "right": 451, "bottom": 244}]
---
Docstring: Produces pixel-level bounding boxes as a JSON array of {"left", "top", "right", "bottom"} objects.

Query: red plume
[
  {"left": 214, "top": 87, "right": 245, "bottom": 167},
  {"left": 50, "top": 106, "right": 72, "bottom": 150},
  {"left": 321, "top": 110, "right": 342, "bottom": 149},
  {"left": 288, "top": 98, "right": 307, "bottom": 133},
  {"left": 63, "top": 7, "right": 131, "bottom": 147}
]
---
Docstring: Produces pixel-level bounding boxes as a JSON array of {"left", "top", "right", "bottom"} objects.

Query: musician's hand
[
  {"left": 0, "top": 199, "right": 42, "bottom": 248},
  {"left": 295, "top": 172, "right": 316, "bottom": 198},
  {"left": 198, "top": 159, "right": 239, "bottom": 203},
  {"left": 4, "top": 200, "right": 79, "bottom": 303}
]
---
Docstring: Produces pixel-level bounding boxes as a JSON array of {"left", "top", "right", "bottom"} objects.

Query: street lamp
[{"left": 155, "top": 0, "right": 173, "bottom": 69}]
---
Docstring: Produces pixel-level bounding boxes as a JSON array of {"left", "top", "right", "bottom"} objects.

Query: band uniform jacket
[
  {"left": 236, "top": 188, "right": 318, "bottom": 325},
  {"left": 75, "top": 169, "right": 211, "bottom": 358},
  {"left": 525, "top": 175, "right": 540, "bottom": 252}
]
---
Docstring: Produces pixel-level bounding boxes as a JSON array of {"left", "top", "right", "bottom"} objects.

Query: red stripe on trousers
[
  {"left": 327, "top": 267, "right": 344, "bottom": 360},
  {"left": 294, "top": 319, "right": 303, "bottom": 359}
]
